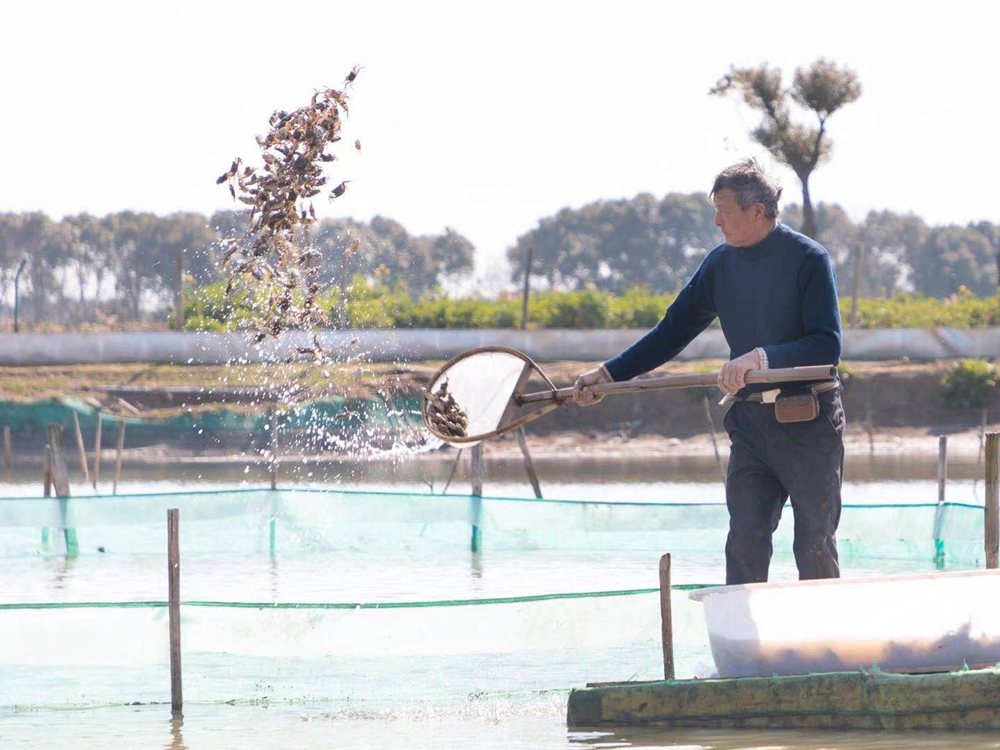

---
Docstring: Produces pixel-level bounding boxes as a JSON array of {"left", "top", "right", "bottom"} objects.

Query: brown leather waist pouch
[{"left": 774, "top": 392, "right": 819, "bottom": 423}]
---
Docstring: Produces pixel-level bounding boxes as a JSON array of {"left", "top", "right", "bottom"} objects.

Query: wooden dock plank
[{"left": 567, "top": 668, "right": 1000, "bottom": 731}]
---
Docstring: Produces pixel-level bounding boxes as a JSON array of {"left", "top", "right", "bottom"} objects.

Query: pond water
[{"left": 1, "top": 453, "right": 994, "bottom": 748}]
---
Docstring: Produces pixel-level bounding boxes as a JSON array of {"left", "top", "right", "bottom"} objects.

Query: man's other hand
[
  {"left": 573, "top": 366, "right": 612, "bottom": 406},
  {"left": 718, "top": 349, "right": 763, "bottom": 394}
]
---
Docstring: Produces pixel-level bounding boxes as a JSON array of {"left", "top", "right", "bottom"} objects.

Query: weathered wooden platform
[{"left": 567, "top": 668, "right": 1000, "bottom": 730}]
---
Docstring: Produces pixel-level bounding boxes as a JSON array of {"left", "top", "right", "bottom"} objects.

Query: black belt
[{"left": 739, "top": 380, "right": 840, "bottom": 404}]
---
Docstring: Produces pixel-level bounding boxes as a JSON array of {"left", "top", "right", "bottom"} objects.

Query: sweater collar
[{"left": 733, "top": 222, "right": 782, "bottom": 257}]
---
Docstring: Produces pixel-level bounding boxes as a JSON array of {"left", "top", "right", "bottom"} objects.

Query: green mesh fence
[
  {"left": 0, "top": 488, "right": 988, "bottom": 565},
  {"left": 0, "top": 588, "right": 708, "bottom": 708},
  {"left": 0, "top": 488, "right": 989, "bottom": 708}
]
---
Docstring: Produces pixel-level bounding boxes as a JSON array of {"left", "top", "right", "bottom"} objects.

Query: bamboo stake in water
[
  {"left": 441, "top": 449, "right": 463, "bottom": 494},
  {"left": 113, "top": 418, "right": 125, "bottom": 495},
  {"left": 3, "top": 426, "right": 11, "bottom": 483},
  {"left": 865, "top": 402, "right": 875, "bottom": 456},
  {"left": 41, "top": 444, "right": 52, "bottom": 548},
  {"left": 985, "top": 433, "right": 998, "bottom": 569},
  {"left": 471, "top": 443, "right": 484, "bottom": 497},
  {"left": 938, "top": 435, "right": 948, "bottom": 506},
  {"left": 167, "top": 508, "right": 183, "bottom": 712},
  {"left": 267, "top": 410, "right": 278, "bottom": 554},
  {"left": 43, "top": 444, "right": 52, "bottom": 497},
  {"left": 470, "top": 444, "right": 483, "bottom": 553},
  {"left": 978, "top": 407, "right": 988, "bottom": 465},
  {"left": 515, "top": 428, "right": 543, "bottom": 499},
  {"left": 702, "top": 396, "right": 726, "bottom": 487},
  {"left": 47, "top": 425, "right": 77, "bottom": 556},
  {"left": 47, "top": 424, "right": 71, "bottom": 498},
  {"left": 93, "top": 412, "right": 103, "bottom": 490},
  {"left": 269, "top": 409, "right": 279, "bottom": 491},
  {"left": 71, "top": 412, "right": 89, "bottom": 483},
  {"left": 659, "top": 553, "right": 674, "bottom": 680}
]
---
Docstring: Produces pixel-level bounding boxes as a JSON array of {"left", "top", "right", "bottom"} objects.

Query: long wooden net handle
[{"left": 518, "top": 364, "right": 838, "bottom": 405}]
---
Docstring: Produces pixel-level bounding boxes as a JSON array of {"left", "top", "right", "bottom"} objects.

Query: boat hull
[{"left": 689, "top": 569, "right": 1000, "bottom": 678}]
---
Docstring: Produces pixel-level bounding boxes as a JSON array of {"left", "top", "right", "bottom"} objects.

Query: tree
[
  {"left": 911, "top": 225, "right": 996, "bottom": 297},
  {"left": 855, "top": 210, "right": 928, "bottom": 296},
  {"left": 711, "top": 59, "right": 861, "bottom": 239},
  {"left": 0, "top": 214, "right": 24, "bottom": 312},
  {"left": 310, "top": 216, "right": 474, "bottom": 298},
  {"left": 16, "top": 213, "right": 59, "bottom": 322},
  {"left": 508, "top": 192, "right": 719, "bottom": 293}
]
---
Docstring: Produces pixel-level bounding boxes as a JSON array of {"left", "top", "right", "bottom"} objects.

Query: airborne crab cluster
[
  {"left": 425, "top": 380, "right": 469, "bottom": 439},
  {"left": 217, "top": 67, "right": 363, "bottom": 350}
]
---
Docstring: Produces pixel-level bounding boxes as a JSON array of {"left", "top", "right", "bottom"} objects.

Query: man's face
[{"left": 712, "top": 189, "right": 760, "bottom": 247}]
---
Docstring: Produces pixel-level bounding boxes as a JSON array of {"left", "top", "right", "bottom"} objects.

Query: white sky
[{"left": 2, "top": 0, "right": 997, "bottom": 275}]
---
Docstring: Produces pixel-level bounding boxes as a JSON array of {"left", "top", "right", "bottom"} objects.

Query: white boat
[{"left": 689, "top": 569, "right": 1000, "bottom": 678}]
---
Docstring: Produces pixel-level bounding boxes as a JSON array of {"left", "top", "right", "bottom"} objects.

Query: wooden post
[
  {"left": 113, "top": 418, "right": 126, "bottom": 495},
  {"left": 267, "top": 410, "right": 278, "bottom": 553},
  {"left": 515, "top": 428, "right": 543, "bottom": 499},
  {"left": 865, "top": 402, "right": 875, "bottom": 456},
  {"left": 849, "top": 241, "right": 864, "bottom": 328},
  {"left": 174, "top": 247, "right": 185, "bottom": 331},
  {"left": 3, "top": 426, "right": 11, "bottom": 482},
  {"left": 71, "top": 412, "right": 89, "bottom": 483},
  {"left": 470, "top": 443, "right": 484, "bottom": 552},
  {"left": 702, "top": 396, "right": 726, "bottom": 486},
  {"left": 659, "top": 553, "right": 675, "bottom": 681},
  {"left": 471, "top": 443, "right": 484, "bottom": 497},
  {"left": 441, "top": 449, "right": 463, "bottom": 494},
  {"left": 47, "top": 424, "right": 71, "bottom": 498},
  {"left": 979, "top": 407, "right": 988, "bottom": 465},
  {"left": 43, "top": 444, "right": 52, "bottom": 497},
  {"left": 520, "top": 245, "right": 533, "bottom": 330},
  {"left": 167, "top": 508, "right": 183, "bottom": 712},
  {"left": 932, "top": 435, "right": 948, "bottom": 568},
  {"left": 47, "top": 425, "right": 77, "bottom": 557},
  {"left": 938, "top": 435, "right": 947, "bottom": 507},
  {"left": 986, "top": 433, "right": 999, "bottom": 569},
  {"left": 268, "top": 409, "right": 278, "bottom": 491},
  {"left": 42, "top": 444, "right": 52, "bottom": 548},
  {"left": 93, "top": 411, "right": 103, "bottom": 490}
]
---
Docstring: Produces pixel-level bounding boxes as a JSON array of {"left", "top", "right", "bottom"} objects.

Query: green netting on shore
[
  {"left": 0, "top": 395, "right": 422, "bottom": 434},
  {"left": 0, "top": 488, "right": 987, "bottom": 566}
]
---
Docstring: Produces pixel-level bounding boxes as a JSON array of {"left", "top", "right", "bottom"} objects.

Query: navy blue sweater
[{"left": 604, "top": 222, "right": 841, "bottom": 395}]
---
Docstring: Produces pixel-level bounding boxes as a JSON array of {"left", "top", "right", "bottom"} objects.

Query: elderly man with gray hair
[{"left": 574, "top": 158, "right": 844, "bottom": 585}]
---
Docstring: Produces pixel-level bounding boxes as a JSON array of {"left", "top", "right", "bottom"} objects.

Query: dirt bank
[{"left": 0, "top": 359, "right": 994, "bottom": 461}]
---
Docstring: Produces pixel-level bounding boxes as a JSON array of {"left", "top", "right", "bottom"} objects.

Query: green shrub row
[
  {"left": 940, "top": 359, "right": 996, "bottom": 409},
  {"left": 848, "top": 289, "right": 1000, "bottom": 329},
  {"left": 183, "top": 282, "right": 1000, "bottom": 331}
]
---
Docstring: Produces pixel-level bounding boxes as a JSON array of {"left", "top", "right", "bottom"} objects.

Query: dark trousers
[{"left": 723, "top": 388, "right": 846, "bottom": 584}]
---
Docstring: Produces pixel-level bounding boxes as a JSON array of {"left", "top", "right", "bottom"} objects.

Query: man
[{"left": 573, "top": 158, "right": 844, "bottom": 585}]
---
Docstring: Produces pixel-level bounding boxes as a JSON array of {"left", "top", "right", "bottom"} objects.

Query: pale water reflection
[{"left": 3, "top": 703, "right": 1000, "bottom": 749}]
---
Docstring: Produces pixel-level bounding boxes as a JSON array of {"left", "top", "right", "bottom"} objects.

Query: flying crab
[{"left": 216, "top": 67, "right": 363, "bottom": 354}]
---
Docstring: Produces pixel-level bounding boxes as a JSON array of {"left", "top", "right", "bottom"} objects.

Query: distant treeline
[
  {"left": 0, "top": 211, "right": 473, "bottom": 326},
  {"left": 1, "top": 193, "right": 997, "bottom": 327},
  {"left": 507, "top": 193, "right": 1000, "bottom": 299}
]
